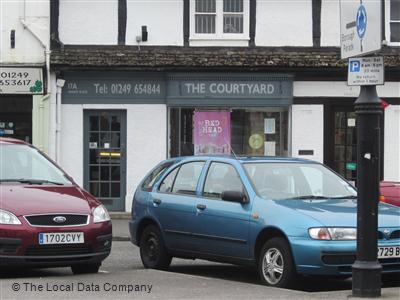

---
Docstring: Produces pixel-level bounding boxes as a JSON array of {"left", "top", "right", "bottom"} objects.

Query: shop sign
[
  {"left": 193, "top": 111, "right": 231, "bottom": 155},
  {"left": 62, "top": 73, "right": 293, "bottom": 106},
  {"left": 179, "top": 81, "right": 283, "bottom": 98},
  {"left": 0, "top": 67, "right": 43, "bottom": 94},
  {"left": 63, "top": 77, "right": 166, "bottom": 103}
]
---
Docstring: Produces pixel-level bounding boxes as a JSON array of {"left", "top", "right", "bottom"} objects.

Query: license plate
[
  {"left": 39, "top": 232, "right": 84, "bottom": 245},
  {"left": 377, "top": 246, "right": 400, "bottom": 259}
]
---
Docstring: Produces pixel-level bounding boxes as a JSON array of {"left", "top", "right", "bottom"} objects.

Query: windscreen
[
  {"left": 0, "top": 144, "right": 71, "bottom": 185},
  {"left": 243, "top": 162, "right": 357, "bottom": 200}
]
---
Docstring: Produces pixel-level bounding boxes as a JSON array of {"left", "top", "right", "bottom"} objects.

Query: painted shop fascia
[{"left": 61, "top": 72, "right": 294, "bottom": 106}]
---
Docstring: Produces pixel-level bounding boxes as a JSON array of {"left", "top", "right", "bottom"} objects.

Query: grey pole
[{"left": 352, "top": 85, "right": 382, "bottom": 297}]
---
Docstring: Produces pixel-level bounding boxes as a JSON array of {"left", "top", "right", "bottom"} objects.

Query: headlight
[
  {"left": 309, "top": 227, "right": 356, "bottom": 240},
  {"left": 0, "top": 209, "right": 22, "bottom": 225},
  {"left": 93, "top": 205, "right": 110, "bottom": 223}
]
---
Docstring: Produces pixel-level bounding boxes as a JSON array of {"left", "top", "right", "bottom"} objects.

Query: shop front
[
  {"left": 60, "top": 72, "right": 293, "bottom": 212},
  {"left": 0, "top": 67, "right": 44, "bottom": 144}
]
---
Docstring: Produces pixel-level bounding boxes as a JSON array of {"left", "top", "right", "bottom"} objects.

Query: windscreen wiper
[
  {"left": 0, "top": 179, "right": 64, "bottom": 185},
  {"left": 286, "top": 195, "right": 330, "bottom": 200},
  {"left": 329, "top": 195, "right": 357, "bottom": 199}
]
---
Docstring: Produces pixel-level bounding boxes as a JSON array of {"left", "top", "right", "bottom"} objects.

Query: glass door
[
  {"left": 84, "top": 110, "right": 126, "bottom": 211},
  {"left": 333, "top": 110, "right": 357, "bottom": 183}
]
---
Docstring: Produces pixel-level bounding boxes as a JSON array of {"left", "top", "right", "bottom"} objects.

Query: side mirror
[{"left": 221, "top": 190, "right": 248, "bottom": 204}]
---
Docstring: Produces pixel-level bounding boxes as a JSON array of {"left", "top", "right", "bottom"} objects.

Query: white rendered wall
[
  {"left": 294, "top": 81, "right": 400, "bottom": 98},
  {"left": 60, "top": 104, "right": 167, "bottom": 212},
  {"left": 256, "top": 0, "right": 313, "bottom": 46},
  {"left": 384, "top": 105, "right": 400, "bottom": 182},
  {"left": 59, "top": 0, "right": 118, "bottom": 45},
  {"left": 320, "top": 0, "right": 340, "bottom": 46},
  {"left": 291, "top": 105, "right": 324, "bottom": 163},
  {"left": 126, "top": 0, "right": 183, "bottom": 46},
  {"left": 0, "top": 0, "right": 49, "bottom": 63}
]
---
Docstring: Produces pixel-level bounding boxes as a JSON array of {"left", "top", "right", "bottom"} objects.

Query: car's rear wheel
[
  {"left": 258, "top": 237, "right": 297, "bottom": 288},
  {"left": 71, "top": 263, "right": 100, "bottom": 274},
  {"left": 140, "top": 225, "right": 172, "bottom": 270}
]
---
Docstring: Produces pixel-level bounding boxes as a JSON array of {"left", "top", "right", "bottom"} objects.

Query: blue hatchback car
[{"left": 129, "top": 156, "right": 400, "bottom": 287}]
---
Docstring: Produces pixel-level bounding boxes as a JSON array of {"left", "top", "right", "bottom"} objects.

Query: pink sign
[{"left": 193, "top": 111, "right": 231, "bottom": 155}]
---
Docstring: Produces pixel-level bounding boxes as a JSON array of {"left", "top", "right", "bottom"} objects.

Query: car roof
[
  {"left": 0, "top": 137, "right": 29, "bottom": 145},
  {"left": 175, "top": 155, "right": 315, "bottom": 164}
]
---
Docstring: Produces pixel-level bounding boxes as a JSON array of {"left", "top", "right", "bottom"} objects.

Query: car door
[
  {"left": 149, "top": 160, "right": 205, "bottom": 251},
  {"left": 192, "top": 161, "right": 251, "bottom": 259}
]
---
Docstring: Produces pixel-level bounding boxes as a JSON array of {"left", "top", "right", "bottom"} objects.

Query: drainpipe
[
  {"left": 55, "top": 79, "right": 65, "bottom": 163},
  {"left": 20, "top": 1, "right": 51, "bottom": 152}
]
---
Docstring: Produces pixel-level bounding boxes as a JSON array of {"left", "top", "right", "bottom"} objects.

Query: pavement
[{"left": 110, "top": 213, "right": 130, "bottom": 241}]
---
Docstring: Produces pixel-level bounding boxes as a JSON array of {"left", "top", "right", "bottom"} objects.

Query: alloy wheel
[{"left": 261, "top": 247, "right": 284, "bottom": 285}]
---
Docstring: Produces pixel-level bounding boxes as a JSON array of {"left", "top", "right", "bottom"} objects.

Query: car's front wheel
[
  {"left": 258, "top": 237, "right": 297, "bottom": 288},
  {"left": 140, "top": 225, "right": 172, "bottom": 270},
  {"left": 71, "top": 263, "right": 100, "bottom": 274}
]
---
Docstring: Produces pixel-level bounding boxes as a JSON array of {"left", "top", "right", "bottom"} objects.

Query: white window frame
[
  {"left": 190, "top": 0, "right": 250, "bottom": 43},
  {"left": 385, "top": 0, "right": 400, "bottom": 45}
]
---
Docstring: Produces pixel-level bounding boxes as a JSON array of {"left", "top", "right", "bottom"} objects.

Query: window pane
[
  {"left": 90, "top": 165, "right": 99, "bottom": 180},
  {"left": 90, "top": 182, "right": 99, "bottom": 197},
  {"left": 110, "top": 115, "right": 121, "bottom": 131},
  {"left": 100, "top": 115, "right": 110, "bottom": 131},
  {"left": 141, "top": 162, "right": 173, "bottom": 191},
  {"left": 196, "top": 15, "right": 216, "bottom": 33},
  {"left": 111, "top": 166, "right": 120, "bottom": 181},
  {"left": 100, "top": 166, "right": 110, "bottom": 181},
  {"left": 90, "top": 116, "right": 99, "bottom": 131},
  {"left": 391, "top": 0, "right": 400, "bottom": 20},
  {"left": 196, "top": 0, "right": 216, "bottom": 12},
  {"left": 224, "top": 0, "right": 243, "bottom": 12},
  {"left": 159, "top": 167, "right": 179, "bottom": 193},
  {"left": 110, "top": 132, "right": 120, "bottom": 148},
  {"left": 100, "top": 182, "right": 110, "bottom": 198},
  {"left": 390, "top": 23, "right": 400, "bottom": 42},
  {"left": 203, "top": 163, "right": 243, "bottom": 198},
  {"left": 223, "top": 15, "right": 243, "bottom": 33},
  {"left": 172, "top": 162, "right": 205, "bottom": 195}
]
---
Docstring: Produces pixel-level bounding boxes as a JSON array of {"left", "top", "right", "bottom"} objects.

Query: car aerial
[
  {"left": 380, "top": 181, "right": 400, "bottom": 207},
  {"left": 129, "top": 156, "right": 400, "bottom": 288},
  {"left": 0, "top": 137, "right": 112, "bottom": 274}
]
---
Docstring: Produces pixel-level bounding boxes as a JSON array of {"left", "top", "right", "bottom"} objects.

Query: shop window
[
  {"left": 191, "top": 0, "right": 249, "bottom": 40},
  {"left": 389, "top": 0, "right": 400, "bottom": 42},
  {"left": 169, "top": 108, "right": 289, "bottom": 158}
]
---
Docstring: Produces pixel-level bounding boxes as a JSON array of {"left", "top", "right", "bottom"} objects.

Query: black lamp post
[{"left": 352, "top": 85, "right": 382, "bottom": 297}]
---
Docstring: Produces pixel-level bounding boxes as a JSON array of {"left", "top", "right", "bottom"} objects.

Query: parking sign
[{"left": 347, "top": 57, "right": 384, "bottom": 86}]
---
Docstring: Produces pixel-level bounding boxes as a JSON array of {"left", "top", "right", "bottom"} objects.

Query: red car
[
  {"left": 0, "top": 138, "right": 112, "bottom": 273},
  {"left": 380, "top": 181, "right": 400, "bottom": 207}
]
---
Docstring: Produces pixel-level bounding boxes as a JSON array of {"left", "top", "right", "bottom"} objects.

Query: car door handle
[
  {"left": 196, "top": 204, "right": 206, "bottom": 210},
  {"left": 153, "top": 198, "right": 162, "bottom": 205}
]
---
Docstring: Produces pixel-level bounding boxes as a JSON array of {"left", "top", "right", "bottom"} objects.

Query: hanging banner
[{"left": 193, "top": 111, "right": 231, "bottom": 155}]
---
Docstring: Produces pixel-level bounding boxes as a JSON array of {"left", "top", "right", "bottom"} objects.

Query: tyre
[
  {"left": 139, "top": 225, "right": 172, "bottom": 270},
  {"left": 258, "top": 237, "right": 297, "bottom": 288},
  {"left": 71, "top": 263, "right": 100, "bottom": 274}
]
